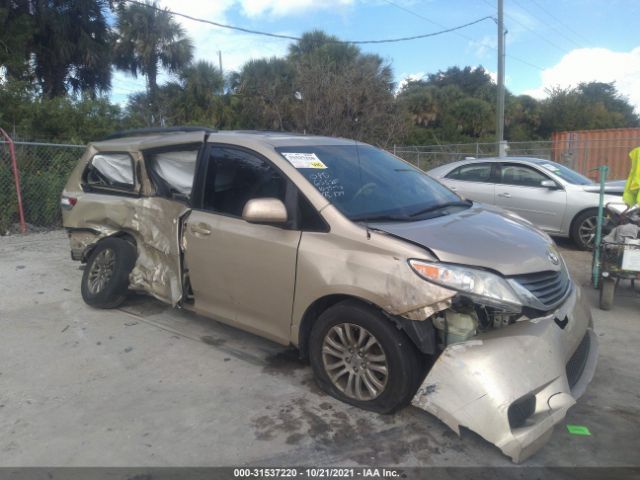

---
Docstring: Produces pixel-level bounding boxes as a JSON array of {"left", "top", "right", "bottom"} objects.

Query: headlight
[{"left": 409, "top": 259, "right": 522, "bottom": 308}]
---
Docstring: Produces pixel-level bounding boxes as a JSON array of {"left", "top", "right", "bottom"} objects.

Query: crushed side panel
[{"left": 64, "top": 195, "right": 187, "bottom": 305}]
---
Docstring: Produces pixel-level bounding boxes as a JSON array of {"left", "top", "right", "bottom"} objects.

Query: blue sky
[{"left": 112, "top": 0, "right": 640, "bottom": 111}]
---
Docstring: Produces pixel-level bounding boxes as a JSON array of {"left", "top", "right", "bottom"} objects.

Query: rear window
[
  {"left": 146, "top": 149, "right": 198, "bottom": 198},
  {"left": 446, "top": 163, "right": 492, "bottom": 182},
  {"left": 85, "top": 153, "right": 135, "bottom": 191}
]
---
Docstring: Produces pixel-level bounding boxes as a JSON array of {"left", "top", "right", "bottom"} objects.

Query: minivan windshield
[
  {"left": 535, "top": 160, "right": 593, "bottom": 185},
  {"left": 277, "top": 144, "right": 466, "bottom": 222}
]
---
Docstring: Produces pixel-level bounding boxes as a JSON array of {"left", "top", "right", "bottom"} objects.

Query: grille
[
  {"left": 566, "top": 333, "right": 591, "bottom": 389},
  {"left": 510, "top": 268, "right": 570, "bottom": 309}
]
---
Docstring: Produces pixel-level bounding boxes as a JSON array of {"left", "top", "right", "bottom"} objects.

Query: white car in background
[{"left": 428, "top": 157, "right": 625, "bottom": 250}]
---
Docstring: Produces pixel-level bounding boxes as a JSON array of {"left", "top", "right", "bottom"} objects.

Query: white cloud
[
  {"left": 523, "top": 46, "right": 640, "bottom": 112},
  {"left": 239, "top": 0, "right": 354, "bottom": 17},
  {"left": 396, "top": 71, "right": 425, "bottom": 91},
  {"left": 160, "top": 0, "right": 321, "bottom": 71},
  {"left": 469, "top": 35, "right": 496, "bottom": 58}
]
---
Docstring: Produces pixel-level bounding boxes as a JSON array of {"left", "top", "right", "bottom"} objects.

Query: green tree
[
  {"left": 288, "top": 31, "right": 405, "bottom": 145},
  {"left": 450, "top": 97, "right": 493, "bottom": 138},
  {"left": 114, "top": 0, "right": 193, "bottom": 118},
  {"left": 0, "top": 0, "right": 33, "bottom": 79},
  {"left": 233, "top": 57, "right": 296, "bottom": 131},
  {"left": 1, "top": 0, "right": 113, "bottom": 98}
]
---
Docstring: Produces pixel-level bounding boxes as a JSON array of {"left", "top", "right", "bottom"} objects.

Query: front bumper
[{"left": 411, "top": 286, "right": 598, "bottom": 463}]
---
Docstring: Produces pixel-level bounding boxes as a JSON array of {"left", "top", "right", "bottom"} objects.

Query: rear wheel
[
  {"left": 599, "top": 277, "right": 616, "bottom": 310},
  {"left": 81, "top": 237, "right": 136, "bottom": 309},
  {"left": 309, "top": 300, "right": 424, "bottom": 413}
]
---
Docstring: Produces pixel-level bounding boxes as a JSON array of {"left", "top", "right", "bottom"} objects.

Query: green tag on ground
[{"left": 567, "top": 424, "right": 591, "bottom": 436}]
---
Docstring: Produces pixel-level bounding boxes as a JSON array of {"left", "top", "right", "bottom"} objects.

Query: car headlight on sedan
[{"left": 409, "top": 259, "right": 522, "bottom": 309}]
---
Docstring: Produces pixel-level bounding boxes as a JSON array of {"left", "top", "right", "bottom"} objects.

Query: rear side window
[
  {"left": 446, "top": 163, "right": 492, "bottom": 182},
  {"left": 85, "top": 153, "right": 135, "bottom": 191},
  {"left": 146, "top": 148, "right": 198, "bottom": 199}
]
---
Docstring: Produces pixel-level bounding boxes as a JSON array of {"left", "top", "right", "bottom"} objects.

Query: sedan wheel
[
  {"left": 322, "top": 323, "right": 389, "bottom": 401},
  {"left": 577, "top": 215, "right": 597, "bottom": 250}
]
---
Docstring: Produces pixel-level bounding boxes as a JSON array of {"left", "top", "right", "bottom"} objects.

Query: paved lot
[{"left": 1, "top": 231, "right": 639, "bottom": 467}]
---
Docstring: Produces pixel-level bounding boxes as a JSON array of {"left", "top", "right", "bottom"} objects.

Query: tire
[
  {"left": 599, "top": 277, "right": 615, "bottom": 311},
  {"left": 81, "top": 237, "right": 136, "bottom": 309},
  {"left": 570, "top": 209, "right": 599, "bottom": 251},
  {"left": 309, "top": 300, "right": 424, "bottom": 414}
]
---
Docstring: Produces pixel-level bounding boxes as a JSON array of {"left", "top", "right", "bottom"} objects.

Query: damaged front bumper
[{"left": 412, "top": 286, "right": 597, "bottom": 463}]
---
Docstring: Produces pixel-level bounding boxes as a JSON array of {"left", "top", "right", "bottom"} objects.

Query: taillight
[{"left": 61, "top": 195, "right": 77, "bottom": 210}]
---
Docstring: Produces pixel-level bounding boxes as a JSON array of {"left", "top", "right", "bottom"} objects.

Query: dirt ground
[{"left": 0, "top": 231, "right": 639, "bottom": 467}]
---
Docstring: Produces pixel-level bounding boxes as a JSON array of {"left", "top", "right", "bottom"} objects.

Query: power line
[
  {"left": 528, "top": 0, "right": 592, "bottom": 46},
  {"left": 123, "top": 0, "right": 493, "bottom": 44},
  {"left": 510, "top": 0, "right": 584, "bottom": 49},
  {"left": 382, "top": 0, "right": 545, "bottom": 71},
  {"left": 479, "top": 0, "right": 570, "bottom": 55}
]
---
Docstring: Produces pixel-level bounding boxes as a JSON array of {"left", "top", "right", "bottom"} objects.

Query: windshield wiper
[
  {"left": 351, "top": 214, "right": 411, "bottom": 223},
  {"left": 408, "top": 200, "right": 472, "bottom": 218}
]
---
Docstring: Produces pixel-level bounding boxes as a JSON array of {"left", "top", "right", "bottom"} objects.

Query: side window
[
  {"left": 85, "top": 153, "right": 135, "bottom": 191},
  {"left": 202, "top": 147, "right": 286, "bottom": 217},
  {"left": 297, "top": 193, "right": 329, "bottom": 232},
  {"left": 146, "top": 148, "right": 199, "bottom": 200},
  {"left": 446, "top": 163, "right": 492, "bottom": 183},
  {"left": 499, "top": 164, "right": 548, "bottom": 187}
]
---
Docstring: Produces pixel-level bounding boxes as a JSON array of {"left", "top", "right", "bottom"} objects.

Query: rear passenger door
[
  {"left": 442, "top": 162, "right": 497, "bottom": 204},
  {"left": 495, "top": 162, "right": 567, "bottom": 233}
]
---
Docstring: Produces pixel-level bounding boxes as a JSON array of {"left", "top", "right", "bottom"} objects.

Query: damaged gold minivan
[{"left": 62, "top": 128, "right": 597, "bottom": 462}]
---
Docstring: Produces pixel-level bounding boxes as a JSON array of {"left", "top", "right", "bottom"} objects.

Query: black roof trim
[{"left": 103, "top": 126, "right": 217, "bottom": 140}]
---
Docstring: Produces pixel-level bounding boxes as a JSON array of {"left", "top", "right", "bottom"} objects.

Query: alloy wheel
[
  {"left": 87, "top": 248, "right": 116, "bottom": 294},
  {"left": 578, "top": 216, "right": 597, "bottom": 249},
  {"left": 321, "top": 323, "right": 389, "bottom": 401}
]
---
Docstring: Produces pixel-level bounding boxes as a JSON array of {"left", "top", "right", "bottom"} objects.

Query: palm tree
[
  {"left": 114, "top": 1, "right": 193, "bottom": 112},
  {"left": 30, "top": 0, "right": 113, "bottom": 98}
]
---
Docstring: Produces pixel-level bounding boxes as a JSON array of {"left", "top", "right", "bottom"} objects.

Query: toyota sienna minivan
[{"left": 61, "top": 128, "right": 597, "bottom": 462}]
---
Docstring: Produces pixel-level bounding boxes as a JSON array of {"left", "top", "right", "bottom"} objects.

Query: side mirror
[
  {"left": 541, "top": 180, "right": 558, "bottom": 189},
  {"left": 242, "top": 198, "right": 288, "bottom": 225}
]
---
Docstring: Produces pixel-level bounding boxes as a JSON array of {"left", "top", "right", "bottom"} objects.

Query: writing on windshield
[{"left": 277, "top": 144, "right": 462, "bottom": 221}]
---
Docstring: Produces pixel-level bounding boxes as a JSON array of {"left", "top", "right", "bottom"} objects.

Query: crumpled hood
[{"left": 370, "top": 203, "right": 559, "bottom": 276}]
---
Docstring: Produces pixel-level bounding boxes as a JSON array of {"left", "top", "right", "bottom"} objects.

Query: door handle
[
  {"left": 190, "top": 222, "right": 212, "bottom": 236},
  {"left": 497, "top": 192, "right": 511, "bottom": 198},
  {"left": 449, "top": 186, "right": 457, "bottom": 190}
]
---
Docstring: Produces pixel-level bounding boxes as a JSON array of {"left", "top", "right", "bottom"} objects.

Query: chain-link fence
[
  {"left": 392, "top": 141, "right": 555, "bottom": 172},
  {"left": 3, "top": 134, "right": 639, "bottom": 235},
  {"left": 393, "top": 135, "right": 640, "bottom": 180},
  {"left": 1, "top": 140, "right": 85, "bottom": 235}
]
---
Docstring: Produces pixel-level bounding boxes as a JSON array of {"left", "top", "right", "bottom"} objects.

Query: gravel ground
[{"left": 0, "top": 231, "right": 638, "bottom": 467}]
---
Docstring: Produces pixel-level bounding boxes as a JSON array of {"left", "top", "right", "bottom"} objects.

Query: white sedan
[{"left": 428, "top": 157, "right": 625, "bottom": 249}]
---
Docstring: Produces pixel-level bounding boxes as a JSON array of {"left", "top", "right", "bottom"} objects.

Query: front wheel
[
  {"left": 308, "top": 300, "right": 424, "bottom": 414},
  {"left": 571, "top": 209, "right": 601, "bottom": 251},
  {"left": 81, "top": 237, "right": 136, "bottom": 309}
]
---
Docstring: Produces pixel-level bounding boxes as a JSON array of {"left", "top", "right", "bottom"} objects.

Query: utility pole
[
  {"left": 218, "top": 50, "right": 224, "bottom": 95},
  {"left": 496, "top": 0, "right": 507, "bottom": 157}
]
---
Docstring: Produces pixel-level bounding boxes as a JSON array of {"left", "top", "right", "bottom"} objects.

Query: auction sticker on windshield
[
  {"left": 540, "top": 163, "right": 561, "bottom": 173},
  {"left": 282, "top": 152, "right": 327, "bottom": 169}
]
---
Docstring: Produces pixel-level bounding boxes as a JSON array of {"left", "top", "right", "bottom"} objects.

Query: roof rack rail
[{"left": 103, "top": 126, "right": 217, "bottom": 140}]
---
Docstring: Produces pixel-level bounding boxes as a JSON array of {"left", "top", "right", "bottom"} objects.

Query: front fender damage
[{"left": 411, "top": 287, "right": 598, "bottom": 463}]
